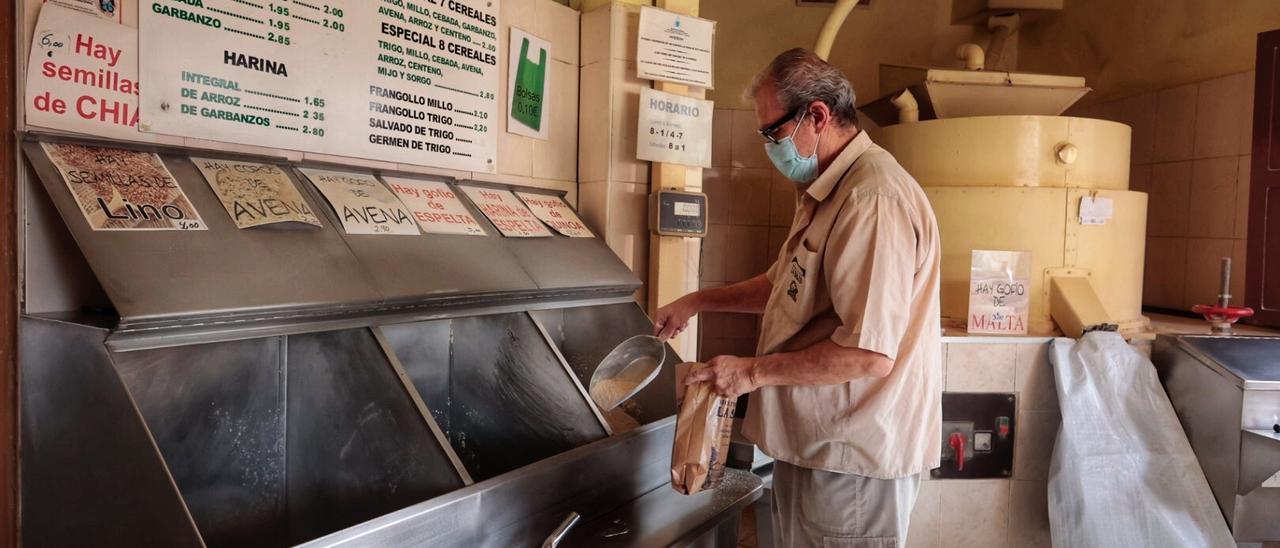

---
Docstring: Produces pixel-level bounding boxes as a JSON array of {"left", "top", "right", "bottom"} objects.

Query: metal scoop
[{"left": 588, "top": 335, "right": 665, "bottom": 411}]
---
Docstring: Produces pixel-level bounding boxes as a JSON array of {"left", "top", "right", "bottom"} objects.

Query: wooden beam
[
  {"left": 646, "top": 0, "right": 700, "bottom": 360},
  {"left": 0, "top": 0, "right": 21, "bottom": 542}
]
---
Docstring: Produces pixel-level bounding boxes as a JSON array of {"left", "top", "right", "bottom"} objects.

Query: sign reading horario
[{"left": 139, "top": 0, "right": 500, "bottom": 173}]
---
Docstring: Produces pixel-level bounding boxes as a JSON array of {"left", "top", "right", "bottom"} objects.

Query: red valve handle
[
  {"left": 1191, "top": 304, "right": 1254, "bottom": 323},
  {"left": 949, "top": 432, "right": 966, "bottom": 471}
]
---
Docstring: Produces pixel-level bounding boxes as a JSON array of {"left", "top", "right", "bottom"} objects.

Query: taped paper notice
[
  {"left": 515, "top": 192, "right": 592, "bottom": 238},
  {"left": 967, "top": 250, "right": 1031, "bottom": 335},
  {"left": 459, "top": 186, "right": 552, "bottom": 238},
  {"left": 382, "top": 176, "right": 485, "bottom": 236},
  {"left": 41, "top": 142, "right": 205, "bottom": 231},
  {"left": 26, "top": 4, "right": 143, "bottom": 141},
  {"left": 48, "top": 0, "right": 123, "bottom": 22},
  {"left": 1079, "top": 196, "right": 1114, "bottom": 226},
  {"left": 300, "top": 168, "right": 417, "bottom": 235},
  {"left": 507, "top": 27, "right": 551, "bottom": 140},
  {"left": 192, "top": 158, "right": 321, "bottom": 229}
]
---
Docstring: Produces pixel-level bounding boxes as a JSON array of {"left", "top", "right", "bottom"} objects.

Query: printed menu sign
[
  {"left": 41, "top": 142, "right": 206, "bottom": 231},
  {"left": 139, "top": 0, "right": 501, "bottom": 172},
  {"left": 382, "top": 176, "right": 484, "bottom": 236},
  {"left": 192, "top": 157, "right": 321, "bottom": 228},
  {"left": 637, "top": 87, "right": 712, "bottom": 168},
  {"left": 300, "top": 168, "right": 417, "bottom": 235},
  {"left": 515, "top": 192, "right": 591, "bottom": 238},
  {"left": 459, "top": 186, "right": 550, "bottom": 237},
  {"left": 967, "top": 250, "right": 1030, "bottom": 335},
  {"left": 636, "top": 6, "right": 715, "bottom": 88},
  {"left": 25, "top": 4, "right": 145, "bottom": 142}
]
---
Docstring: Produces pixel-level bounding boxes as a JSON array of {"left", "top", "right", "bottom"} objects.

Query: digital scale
[{"left": 649, "top": 189, "right": 708, "bottom": 237}]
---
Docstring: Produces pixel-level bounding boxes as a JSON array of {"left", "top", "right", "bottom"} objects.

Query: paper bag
[{"left": 670, "top": 362, "right": 737, "bottom": 495}]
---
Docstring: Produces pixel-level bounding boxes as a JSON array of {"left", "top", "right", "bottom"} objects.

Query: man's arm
[
  {"left": 653, "top": 273, "right": 772, "bottom": 340},
  {"left": 685, "top": 340, "right": 892, "bottom": 398}
]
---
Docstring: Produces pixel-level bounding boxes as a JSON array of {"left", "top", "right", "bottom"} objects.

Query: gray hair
[{"left": 748, "top": 48, "right": 858, "bottom": 127}]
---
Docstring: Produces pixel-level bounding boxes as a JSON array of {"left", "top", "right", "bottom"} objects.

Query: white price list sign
[
  {"left": 636, "top": 87, "right": 712, "bottom": 168},
  {"left": 140, "top": 0, "right": 501, "bottom": 173}
]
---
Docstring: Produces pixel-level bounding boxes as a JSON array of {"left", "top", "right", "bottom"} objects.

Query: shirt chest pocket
[{"left": 778, "top": 238, "right": 823, "bottom": 320}]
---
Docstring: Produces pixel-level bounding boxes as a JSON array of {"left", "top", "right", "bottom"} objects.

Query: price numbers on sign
[
  {"left": 650, "top": 128, "right": 684, "bottom": 139},
  {"left": 636, "top": 88, "right": 713, "bottom": 168}
]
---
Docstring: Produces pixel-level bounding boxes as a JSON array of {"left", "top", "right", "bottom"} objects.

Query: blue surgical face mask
[{"left": 765, "top": 112, "right": 824, "bottom": 183}]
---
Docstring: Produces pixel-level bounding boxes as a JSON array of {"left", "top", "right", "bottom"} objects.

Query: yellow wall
[
  {"left": 1019, "top": 0, "right": 1280, "bottom": 105},
  {"left": 702, "top": 0, "right": 1004, "bottom": 110}
]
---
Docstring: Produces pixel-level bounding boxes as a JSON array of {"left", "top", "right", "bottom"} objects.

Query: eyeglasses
[{"left": 757, "top": 108, "right": 803, "bottom": 144}]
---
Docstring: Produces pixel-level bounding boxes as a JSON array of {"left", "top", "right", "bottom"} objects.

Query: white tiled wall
[
  {"left": 698, "top": 107, "right": 798, "bottom": 361},
  {"left": 907, "top": 340, "right": 1057, "bottom": 548},
  {"left": 1069, "top": 71, "right": 1256, "bottom": 312}
]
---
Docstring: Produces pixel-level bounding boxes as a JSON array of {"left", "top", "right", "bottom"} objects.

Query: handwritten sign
[
  {"left": 300, "top": 168, "right": 417, "bottom": 236},
  {"left": 41, "top": 142, "right": 206, "bottom": 231},
  {"left": 515, "top": 192, "right": 592, "bottom": 238},
  {"left": 967, "top": 250, "right": 1031, "bottom": 335},
  {"left": 26, "top": 4, "right": 145, "bottom": 142},
  {"left": 382, "top": 176, "right": 485, "bottom": 236},
  {"left": 1079, "top": 196, "right": 1114, "bottom": 226},
  {"left": 459, "top": 186, "right": 551, "bottom": 238},
  {"left": 192, "top": 158, "right": 321, "bottom": 229}
]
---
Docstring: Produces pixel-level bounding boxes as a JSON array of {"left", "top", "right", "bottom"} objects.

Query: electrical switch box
[
  {"left": 649, "top": 189, "right": 708, "bottom": 237},
  {"left": 932, "top": 392, "right": 1016, "bottom": 479}
]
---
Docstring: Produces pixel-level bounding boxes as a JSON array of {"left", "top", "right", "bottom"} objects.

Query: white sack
[{"left": 1048, "top": 332, "right": 1234, "bottom": 548}]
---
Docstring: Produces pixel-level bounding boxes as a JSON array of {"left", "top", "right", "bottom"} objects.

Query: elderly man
[{"left": 654, "top": 48, "right": 942, "bottom": 547}]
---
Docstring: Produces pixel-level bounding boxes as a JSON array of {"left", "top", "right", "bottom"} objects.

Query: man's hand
[
  {"left": 653, "top": 295, "right": 699, "bottom": 340},
  {"left": 685, "top": 355, "right": 759, "bottom": 398}
]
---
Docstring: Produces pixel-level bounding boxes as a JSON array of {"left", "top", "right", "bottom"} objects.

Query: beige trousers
[{"left": 770, "top": 460, "right": 921, "bottom": 548}]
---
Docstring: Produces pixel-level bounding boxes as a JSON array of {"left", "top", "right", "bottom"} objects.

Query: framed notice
[
  {"left": 40, "top": 142, "right": 206, "bottom": 231},
  {"left": 191, "top": 157, "right": 321, "bottom": 228},
  {"left": 506, "top": 27, "right": 550, "bottom": 140},
  {"left": 25, "top": 4, "right": 145, "bottom": 142},
  {"left": 636, "top": 88, "right": 712, "bottom": 168},
  {"left": 636, "top": 6, "right": 715, "bottom": 88},
  {"left": 967, "top": 250, "right": 1031, "bottom": 335},
  {"left": 515, "top": 192, "right": 592, "bottom": 238},
  {"left": 458, "top": 186, "right": 551, "bottom": 237},
  {"left": 382, "top": 176, "right": 485, "bottom": 236},
  {"left": 139, "top": 0, "right": 502, "bottom": 172},
  {"left": 300, "top": 168, "right": 418, "bottom": 235}
]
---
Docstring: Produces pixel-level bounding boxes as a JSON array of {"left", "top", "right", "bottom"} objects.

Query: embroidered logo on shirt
[{"left": 787, "top": 257, "right": 806, "bottom": 301}]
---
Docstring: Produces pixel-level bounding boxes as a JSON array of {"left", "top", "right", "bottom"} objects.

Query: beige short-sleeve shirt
[{"left": 742, "top": 131, "right": 942, "bottom": 479}]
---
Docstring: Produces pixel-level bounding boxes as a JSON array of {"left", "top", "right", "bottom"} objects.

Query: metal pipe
[
  {"left": 813, "top": 0, "right": 859, "bottom": 61},
  {"left": 541, "top": 512, "right": 582, "bottom": 548},
  {"left": 1218, "top": 257, "right": 1232, "bottom": 308},
  {"left": 890, "top": 89, "right": 919, "bottom": 124},
  {"left": 955, "top": 43, "right": 986, "bottom": 71},
  {"left": 984, "top": 13, "right": 1020, "bottom": 69}
]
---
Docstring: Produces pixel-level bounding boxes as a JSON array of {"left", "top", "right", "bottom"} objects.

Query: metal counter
[
  {"left": 19, "top": 134, "right": 753, "bottom": 547},
  {"left": 1154, "top": 335, "right": 1280, "bottom": 542}
]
